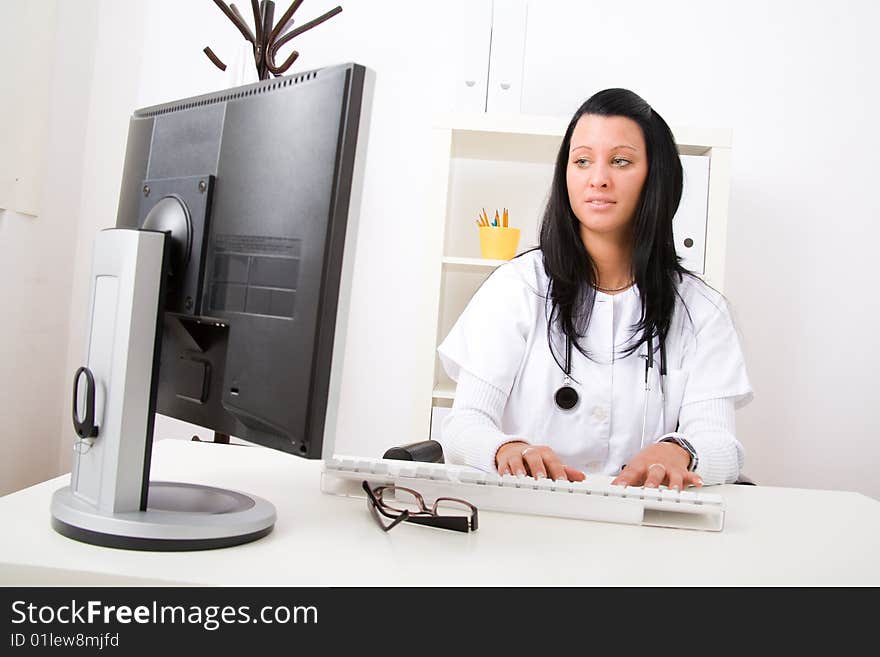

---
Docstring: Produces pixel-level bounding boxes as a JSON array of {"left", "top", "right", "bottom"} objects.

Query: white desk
[{"left": 2, "top": 439, "right": 879, "bottom": 586}]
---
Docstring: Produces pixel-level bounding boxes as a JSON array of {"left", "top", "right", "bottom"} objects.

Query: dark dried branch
[
  {"left": 251, "top": 0, "right": 263, "bottom": 52},
  {"left": 229, "top": 4, "right": 256, "bottom": 43},
  {"left": 280, "top": 15, "right": 295, "bottom": 35},
  {"left": 271, "top": 5, "right": 341, "bottom": 53},
  {"left": 267, "top": 0, "right": 305, "bottom": 48},
  {"left": 212, "top": 0, "right": 255, "bottom": 43},
  {"left": 273, "top": 16, "right": 297, "bottom": 44},
  {"left": 259, "top": 1, "right": 275, "bottom": 78},
  {"left": 266, "top": 49, "right": 299, "bottom": 75},
  {"left": 207, "top": 0, "right": 342, "bottom": 79},
  {"left": 203, "top": 46, "right": 227, "bottom": 71}
]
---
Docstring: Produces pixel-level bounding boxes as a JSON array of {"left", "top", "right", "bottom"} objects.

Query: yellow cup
[{"left": 479, "top": 226, "right": 521, "bottom": 260}]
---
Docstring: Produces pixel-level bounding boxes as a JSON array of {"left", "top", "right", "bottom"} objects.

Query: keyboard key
[
  {"left": 696, "top": 492, "right": 724, "bottom": 506},
  {"left": 398, "top": 465, "right": 417, "bottom": 478},
  {"left": 459, "top": 471, "right": 486, "bottom": 484},
  {"left": 622, "top": 486, "right": 644, "bottom": 499},
  {"left": 659, "top": 488, "right": 680, "bottom": 503},
  {"left": 584, "top": 481, "right": 614, "bottom": 496},
  {"left": 551, "top": 479, "right": 574, "bottom": 493},
  {"left": 570, "top": 480, "right": 592, "bottom": 494},
  {"left": 641, "top": 488, "right": 662, "bottom": 501},
  {"left": 356, "top": 458, "right": 377, "bottom": 472}
]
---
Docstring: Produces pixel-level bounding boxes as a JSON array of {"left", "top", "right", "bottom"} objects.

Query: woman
[{"left": 437, "top": 88, "right": 752, "bottom": 490}]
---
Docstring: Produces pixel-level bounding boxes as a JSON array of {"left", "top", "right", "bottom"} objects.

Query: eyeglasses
[{"left": 362, "top": 481, "right": 479, "bottom": 533}]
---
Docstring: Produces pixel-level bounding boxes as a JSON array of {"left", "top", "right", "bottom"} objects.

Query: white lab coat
[{"left": 437, "top": 250, "right": 753, "bottom": 475}]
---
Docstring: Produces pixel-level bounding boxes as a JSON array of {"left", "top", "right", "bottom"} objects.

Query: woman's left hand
[{"left": 611, "top": 442, "right": 702, "bottom": 490}]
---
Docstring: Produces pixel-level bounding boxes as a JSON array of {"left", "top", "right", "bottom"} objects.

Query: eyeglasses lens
[
  {"left": 432, "top": 498, "right": 474, "bottom": 518},
  {"left": 377, "top": 486, "right": 424, "bottom": 514}
]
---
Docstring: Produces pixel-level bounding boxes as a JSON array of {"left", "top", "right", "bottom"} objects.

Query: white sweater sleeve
[
  {"left": 673, "top": 397, "right": 744, "bottom": 485},
  {"left": 439, "top": 368, "right": 528, "bottom": 473}
]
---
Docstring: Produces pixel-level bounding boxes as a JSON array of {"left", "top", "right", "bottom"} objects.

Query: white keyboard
[{"left": 322, "top": 455, "right": 725, "bottom": 531}]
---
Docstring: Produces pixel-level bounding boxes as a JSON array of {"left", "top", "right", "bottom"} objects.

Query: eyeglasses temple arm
[{"left": 404, "top": 515, "right": 472, "bottom": 533}]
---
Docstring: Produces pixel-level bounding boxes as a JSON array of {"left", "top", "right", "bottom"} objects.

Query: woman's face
[{"left": 566, "top": 114, "right": 648, "bottom": 242}]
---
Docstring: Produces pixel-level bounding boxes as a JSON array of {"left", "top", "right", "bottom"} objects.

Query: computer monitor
[
  {"left": 123, "top": 62, "right": 368, "bottom": 458},
  {"left": 50, "top": 62, "right": 372, "bottom": 550}
]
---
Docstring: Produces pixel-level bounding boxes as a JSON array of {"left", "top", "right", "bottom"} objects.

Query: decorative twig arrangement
[{"left": 204, "top": 0, "right": 343, "bottom": 80}]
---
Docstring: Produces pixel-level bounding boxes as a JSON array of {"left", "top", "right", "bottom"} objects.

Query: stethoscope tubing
[
  {"left": 640, "top": 334, "right": 667, "bottom": 444},
  {"left": 555, "top": 333, "right": 668, "bottom": 443}
]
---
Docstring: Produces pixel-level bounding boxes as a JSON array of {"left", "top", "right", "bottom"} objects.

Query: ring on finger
[
  {"left": 647, "top": 462, "right": 666, "bottom": 472},
  {"left": 521, "top": 447, "right": 534, "bottom": 458}
]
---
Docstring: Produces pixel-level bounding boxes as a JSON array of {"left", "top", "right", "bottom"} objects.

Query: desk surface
[{"left": 2, "top": 440, "right": 879, "bottom": 586}]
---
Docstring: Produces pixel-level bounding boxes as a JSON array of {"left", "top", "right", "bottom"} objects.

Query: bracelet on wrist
[{"left": 657, "top": 433, "right": 699, "bottom": 472}]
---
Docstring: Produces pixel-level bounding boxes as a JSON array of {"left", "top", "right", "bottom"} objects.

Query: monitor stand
[{"left": 50, "top": 228, "right": 276, "bottom": 551}]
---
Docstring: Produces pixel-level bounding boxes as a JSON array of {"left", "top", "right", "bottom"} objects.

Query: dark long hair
[{"left": 540, "top": 88, "right": 690, "bottom": 367}]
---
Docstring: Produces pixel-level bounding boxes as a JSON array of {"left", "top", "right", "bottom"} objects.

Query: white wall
[
  {"left": 0, "top": 0, "right": 99, "bottom": 496},
  {"left": 3, "top": 0, "right": 879, "bottom": 499}
]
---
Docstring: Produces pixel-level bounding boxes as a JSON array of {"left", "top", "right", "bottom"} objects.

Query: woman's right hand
[{"left": 495, "top": 442, "right": 585, "bottom": 481}]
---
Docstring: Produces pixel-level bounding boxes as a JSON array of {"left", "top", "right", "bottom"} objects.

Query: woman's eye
[
  {"left": 612, "top": 157, "right": 631, "bottom": 167},
  {"left": 574, "top": 158, "right": 590, "bottom": 167}
]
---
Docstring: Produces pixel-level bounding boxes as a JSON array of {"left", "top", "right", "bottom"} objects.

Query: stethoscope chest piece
[
  {"left": 554, "top": 332, "right": 580, "bottom": 411},
  {"left": 555, "top": 382, "right": 579, "bottom": 410}
]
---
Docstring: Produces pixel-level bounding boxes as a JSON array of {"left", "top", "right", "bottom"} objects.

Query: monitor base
[{"left": 50, "top": 482, "right": 276, "bottom": 551}]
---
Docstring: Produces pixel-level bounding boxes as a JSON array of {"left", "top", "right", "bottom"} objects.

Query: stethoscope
[{"left": 554, "top": 332, "right": 668, "bottom": 443}]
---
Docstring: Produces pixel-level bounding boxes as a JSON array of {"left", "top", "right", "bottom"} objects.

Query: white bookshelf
[
  {"left": 415, "top": 113, "right": 732, "bottom": 429},
  {"left": 441, "top": 256, "right": 509, "bottom": 270}
]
